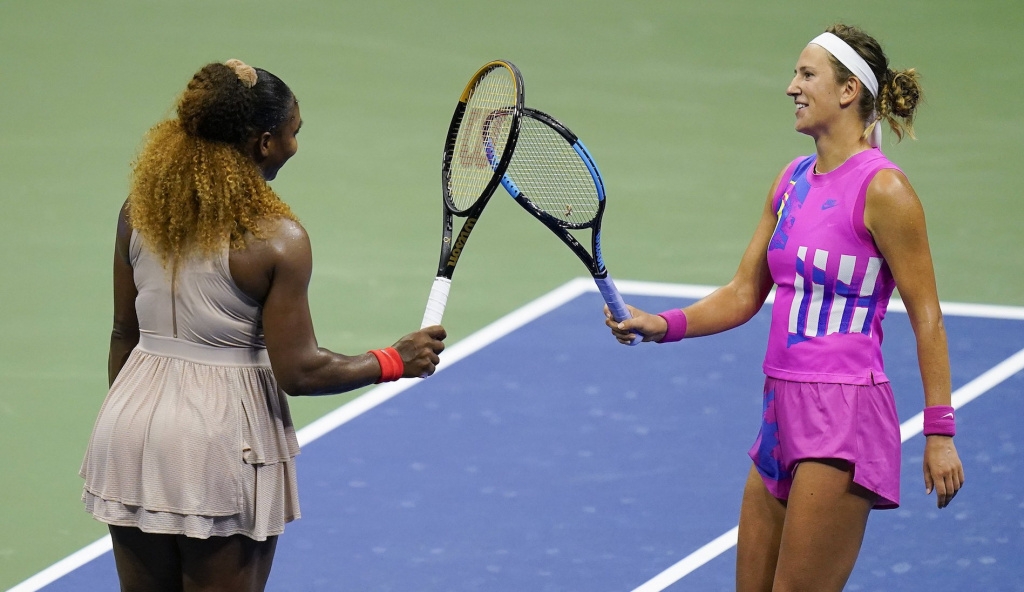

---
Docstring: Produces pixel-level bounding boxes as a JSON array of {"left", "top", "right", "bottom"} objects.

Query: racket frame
[{"left": 422, "top": 60, "right": 524, "bottom": 328}]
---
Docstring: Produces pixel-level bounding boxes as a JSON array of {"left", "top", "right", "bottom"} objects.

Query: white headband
[{"left": 808, "top": 32, "right": 883, "bottom": 147}]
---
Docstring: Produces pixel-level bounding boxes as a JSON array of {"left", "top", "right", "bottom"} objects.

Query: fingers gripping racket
[
  {"left": 421, "top": 60, "right": 524, "bottom": 328},
  {"left": 494, "top": 108, "right": 642, "bottom": 345}
]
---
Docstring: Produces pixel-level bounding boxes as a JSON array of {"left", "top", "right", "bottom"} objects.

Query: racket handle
[
  {"left": 421, "top": 277, "right": 451, "bottom": 328},
  {"left": 595, "top": 275, "right": 642, "bottom": 346}
]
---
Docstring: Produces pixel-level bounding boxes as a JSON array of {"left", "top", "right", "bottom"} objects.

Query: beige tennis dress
[{"left": 80, "top": 231, "right": 300, "bottom": 540}]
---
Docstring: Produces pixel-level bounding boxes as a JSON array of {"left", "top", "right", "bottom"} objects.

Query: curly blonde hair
[
  {"left": 826, "top": 23, "right": 923, "bottom": 143},
  {"left": 128, "top": 61, "right": 297, "bottom": 267}
]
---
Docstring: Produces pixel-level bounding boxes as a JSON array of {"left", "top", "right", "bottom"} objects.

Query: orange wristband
[{"left": 369, "top": 347, "right": 404, "bottom": 383}]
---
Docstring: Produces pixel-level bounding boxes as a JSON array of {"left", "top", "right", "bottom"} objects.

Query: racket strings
[
  {"left": 506, "top": 119, "right": 600, "bottom": 226},
  {"left": 448, "top": 68, "right": 518, "bottom": 212}
]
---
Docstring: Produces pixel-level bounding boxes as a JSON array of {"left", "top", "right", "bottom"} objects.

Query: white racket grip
[
  {"left": 421, "top": 277, "right": 452, "bottom": 328},
  {"left": 595, "top": 275, "right": 642, "bottom": 346}
]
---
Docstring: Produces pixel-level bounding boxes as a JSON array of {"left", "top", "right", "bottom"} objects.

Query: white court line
[
  {"left": 7, "top": 537, "right": 114, "bottom": 592},
  {"left": 630, "top": 526, "right": 741, "bottom": 592},
  {"left": 614, "top": 279, "right": 1024, "bottom": 320},
  {"left": 12, "top": 278, "right": 1024, "bottom": 592},
  {"left": 296, "top": 277, "right": 595, "bottom": 446}
]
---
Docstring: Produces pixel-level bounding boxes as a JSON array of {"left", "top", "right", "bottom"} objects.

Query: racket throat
[{"left": 445, "top": 216, "right": 478, "bottom": 272}]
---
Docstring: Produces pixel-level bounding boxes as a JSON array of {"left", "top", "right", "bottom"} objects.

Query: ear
[
  {"left": 256, "top": 131, "right": 274, "bottom": 158},
  {"left": 838, "top": 76, "right": 861, "bottom": 108},
  {"left": 244, "top": 132, "right": 273, "bottom": 165}
]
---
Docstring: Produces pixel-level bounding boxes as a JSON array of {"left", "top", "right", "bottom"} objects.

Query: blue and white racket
[{"left": 489, "top": 107, "right": 641, "bottom": 344}]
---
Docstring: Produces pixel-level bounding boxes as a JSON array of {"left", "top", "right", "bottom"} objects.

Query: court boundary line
[{"left": 11, "top": 278, "right": 1024, "bottom": 592}]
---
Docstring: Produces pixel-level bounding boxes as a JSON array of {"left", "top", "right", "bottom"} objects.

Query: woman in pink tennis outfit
[{"left": 608, "top": 24, "right": 964, "bottom": 591}]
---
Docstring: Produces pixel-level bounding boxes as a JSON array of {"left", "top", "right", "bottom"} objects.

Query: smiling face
[{"left": 786, "top": 44, "right": 845, "bottom": 139}]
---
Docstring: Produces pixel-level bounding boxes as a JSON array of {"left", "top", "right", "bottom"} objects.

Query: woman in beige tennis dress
[{"left": 80, "top": 60, "right": 447, "bottom": 592}]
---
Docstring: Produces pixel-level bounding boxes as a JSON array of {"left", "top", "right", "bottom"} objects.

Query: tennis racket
[
  {"left": 421, "top": 60, "right": 524, "bottom": 328},
  {"left": 494, "top": 108, "right": 641, "bottom": 345}
]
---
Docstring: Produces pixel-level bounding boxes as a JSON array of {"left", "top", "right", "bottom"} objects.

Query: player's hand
[
  {"left": 604, "top": 305, "right": 668, "bottom": 345},
  {"left": 394, "top": 325, "right": 447, "bottom": 378},
  {"left": 923, "top": 435, "right": 964, "bottom": 508}
]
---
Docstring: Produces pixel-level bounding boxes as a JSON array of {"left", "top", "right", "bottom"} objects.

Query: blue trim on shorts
[{"left": 752, "top": 387, "right": 790, "bottom": 482}]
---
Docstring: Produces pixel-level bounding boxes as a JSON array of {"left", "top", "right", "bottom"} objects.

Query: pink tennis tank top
[{"left": 763, "top": 148, "right": 899, "bottom": 385}]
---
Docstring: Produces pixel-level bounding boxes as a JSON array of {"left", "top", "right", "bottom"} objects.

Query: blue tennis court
[{"left": 17, "top": 280, "right": 1024, "bottom": 592}]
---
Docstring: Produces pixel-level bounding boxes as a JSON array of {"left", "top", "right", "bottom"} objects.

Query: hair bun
[
  {"left": 225, "top": 59, "right": 258, "bottom": 88},
  {"left": 886, "top": 68, "right": 921, "bottom": 118}
]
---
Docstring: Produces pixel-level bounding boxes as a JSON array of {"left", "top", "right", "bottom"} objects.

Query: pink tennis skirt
[{"left": 748, "top": 377, "right": 901, "bottom": 509}]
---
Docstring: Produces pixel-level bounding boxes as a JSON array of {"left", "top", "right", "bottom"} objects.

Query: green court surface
[{"left": 1, "top": 0, "right": 1021, "bottom": 589}]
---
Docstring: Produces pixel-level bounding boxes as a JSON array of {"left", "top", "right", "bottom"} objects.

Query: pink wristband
[
  {"left": 370, "top": 347, "right": 404, "bottom": 383},
  {"left": 923, "top": 405, "right": 956, "bottom": 437},
  {"left": 656, "top": 308, "right": 688, "bottom": 343}
]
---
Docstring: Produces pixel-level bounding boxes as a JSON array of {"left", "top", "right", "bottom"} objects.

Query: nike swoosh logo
[
  {"left": 821, "top": 199, "right": 838, "bottom": 210},
  {"left": 942, "top": 412, "right": 954, "bottom": 419}
]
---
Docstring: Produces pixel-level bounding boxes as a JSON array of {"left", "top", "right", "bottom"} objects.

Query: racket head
[
  {"left": 497, "top": 108, "right": 640, "bottom": 344},
  {"left": 503, "top": 107, "right": 606, "bottom": 231},
  {"left": 442, "top": 60, "right": 524, "bottom": 215},
  {"left": 500, "top": 108, "right": 610, "bottom": 277}
]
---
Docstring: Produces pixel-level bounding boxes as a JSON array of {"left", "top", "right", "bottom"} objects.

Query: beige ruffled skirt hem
[{"left": 82, "top": 457, "right": 300, "bottom": 541}]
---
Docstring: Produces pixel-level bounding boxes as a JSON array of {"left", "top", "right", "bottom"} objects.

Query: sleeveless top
[
  {"left": 133, "top": 230, "right": 265, "bottom": 348},
  {"left": 763, "top": 148, "right": 899, "bottom": 385}
]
